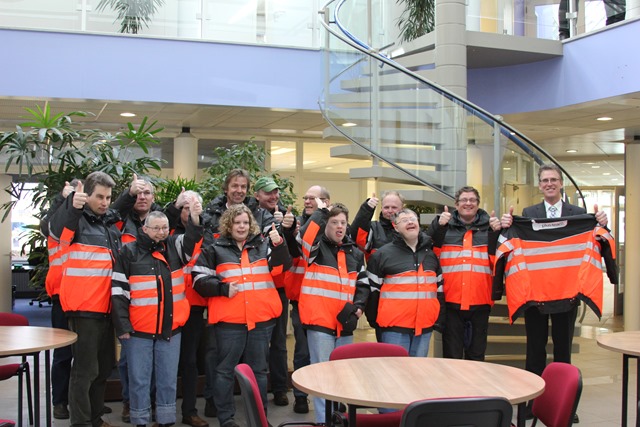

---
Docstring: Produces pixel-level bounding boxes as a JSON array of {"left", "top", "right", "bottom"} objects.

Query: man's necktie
[{"left": 548, "top": 205, "right": 558, "bottom": 218}]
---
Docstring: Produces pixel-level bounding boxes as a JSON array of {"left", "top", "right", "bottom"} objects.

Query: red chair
[
  {"left": 400, "top": 397, "right": 513, "bottom": 427},
  {"left": 0, "top": 313, "right": 33, "bottom": 426},
  {"left": 234, "top": 363, "right": 321, "bottom": 427},
  {"left": 530, "top": 362, "right": 582, "bottom": 427},
  {"left": 329, "top": 342, "right": 409, "bottom": 427}
]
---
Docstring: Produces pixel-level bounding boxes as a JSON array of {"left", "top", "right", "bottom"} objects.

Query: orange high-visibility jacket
[
  {"left": 428, "top": 209, "right": 494, "bottom": 310},
  {"left": 366, "top": 233, "right": 444, "bottom": 335},
  {"left": 111, "top": 221, "right": 203, "bottom": 339},
  {"left": 348, "top": 200, "right": 395, "bottom": 261},
  {"left": 493, "top": 215, "right": 617, "bottom": 323},
  {"left": 192, "top": 233, "right": 291, "bottom": 330},
  {"left": 297, "top": 209, "right": 369, "bottom": 337}
]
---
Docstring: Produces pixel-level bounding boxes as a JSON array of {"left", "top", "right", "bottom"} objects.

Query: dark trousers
[
  {"left": 179, "top": 306, "right": 206, "bottom": 417},
  {"left": 51, "top": 297, "right": 72, "bottom": 406},
  {"left": 524, "top": 305, "right": 578, "bottom": 376},
  {"left": 68, "top": 316, "right": 115, "bottom": 427},
  {"left": 290, "top": 302, "right": 309, "bottom": 399},
  {"left": 269, "top": 288, "right": 289, "bottom": 394},
  {"left": 442, "top": 306, "right": 490, "bottom": 361},
  {"left": 203, "top": 324, "right": 218, "bottom": 402}
]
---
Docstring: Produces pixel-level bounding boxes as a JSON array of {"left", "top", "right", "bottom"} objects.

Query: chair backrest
[
  {"left": 0, "top": 313, "right": 29, "bottom": 327},
  {"left": 400, "top": 397, "right": 513, "bottom": 427},
  {"left": 234, "top": 364, "right": 269, "bottom": 427},
  {"left": 329, "top": 342, "right": 409, "bottom": 361},
  {"left": 532, "top": 362, "right": 582, "bottom": 427}
]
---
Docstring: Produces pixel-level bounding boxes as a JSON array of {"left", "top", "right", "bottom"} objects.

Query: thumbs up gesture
[
  {"left": 268, "top": 222, "right": 283, "bottom": 246},
  {"left": 500, "top": 206, "right": 514, "bottom": 228},
  {"left": 129, "top": 173, "right": 146, "bottom": 196},
  {"left": 72, "top": 181, "right": 87, "bottom": 210},
  {"left": 367, "top": 192, "right": 379, "bottom": 209},
  {"left": 273, "top": 205, "right": 284, "bottom": 223},
  {"left": 594, "top": 204, "right": 608, "bottom": 227},
  {"left": 189, "top": 195, "right": 202, "bottom": 225},
  {"left": 489, "top": 210, "right": 501, "bottom": 231},
  {"left": 438, "top": 205, "right": 451, "bottom": 226},
  {"left": 282, "top": 205, "right": 294, "bottom": 229}
]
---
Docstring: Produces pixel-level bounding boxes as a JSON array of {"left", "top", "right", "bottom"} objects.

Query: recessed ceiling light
[
  {"left": 591, "top": 165, "right": 601, "bottom": 169},
  {"left": 596, "top": 116, "right": 612, "bottom": 121},
  {"left": 612, "top": 178, "right": 619, "bottom": 181},
  {"left": 120, "top": 112, "right": 136, "bottom": 117},
  {"left": 342, "top": 122, "right": 357, "bottom": 127},
  {"left": 603, "top": 172, "right": 611, "bottom": 175},
  {"left": 566, "top": 149, "right": 577, "bottom": 153},
  {"left": 503, "top": 167, "right": 511, "bottom": 170},
  {"left": 584, "top": 162, "right": 595, "bottom": 165},
  {"left": 325, "top": 167, "right": 333, "bottom": 170}
]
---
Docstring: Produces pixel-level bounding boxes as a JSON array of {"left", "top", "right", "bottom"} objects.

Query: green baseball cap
[{"left": 254, "top": 176, "right": 280, "bottom": 192}]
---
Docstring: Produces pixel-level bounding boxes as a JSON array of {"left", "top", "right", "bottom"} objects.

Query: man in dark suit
[{"left": 500, "top": 163, "right": 607, "bottom": 421}]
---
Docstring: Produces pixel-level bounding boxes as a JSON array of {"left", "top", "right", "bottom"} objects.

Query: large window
[{"left": 11, "top": 183, "right": 40, "bottom": 261}]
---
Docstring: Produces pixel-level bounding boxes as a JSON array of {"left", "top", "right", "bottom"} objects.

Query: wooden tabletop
[
  {"left": 597, "top": 331, "right": 640, "bottom": 357},
  {"left": 292, "top": 357, "right": 545, "bottom": 410},
  {"left": 0, "top": 326, "right": 77, "bottom": 356}
]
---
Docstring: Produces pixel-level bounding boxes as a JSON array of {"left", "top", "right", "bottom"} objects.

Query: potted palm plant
[
  {"left": 396, "top": 0, "right": 435, "bottom": 42},
  {"left": 96, "top": 0, "right": 166, "bottom": 34}
]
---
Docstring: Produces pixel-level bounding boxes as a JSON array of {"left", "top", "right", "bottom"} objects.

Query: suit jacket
[{"left": 522, "top": 201, "right": 586, "bottom": 218}]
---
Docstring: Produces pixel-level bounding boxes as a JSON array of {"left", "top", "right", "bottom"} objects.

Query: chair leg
[
  {"left": 22, "top": 362, "right": 33, "bottom": 426},
  {"left": 17, "top": 370, "right": 23, "bottom": 427}
]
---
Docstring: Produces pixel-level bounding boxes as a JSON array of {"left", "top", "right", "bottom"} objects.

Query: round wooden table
[
  {"left": 597, "top": 331, "right": 640, "bottom": 427},
  {"left": 0, "top": 326, "right": 77, "bottom": 427},
  {"left": 292, "top": 356, "right": 545, "bottom": 427}
]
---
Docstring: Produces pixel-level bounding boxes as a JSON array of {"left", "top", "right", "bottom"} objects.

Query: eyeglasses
[
  {"left": 147, "top": 226, "right": 169, "bottom": 232},
  {"left": 540, "top": 178, "right": 561, "bottom": 184},
  {"left": 457, "top": 198, "right": 478, "bottom": 204},
  {"left": 302, "top": 196, "right": 328, "bottom": 201},
  {"left": 395, "top": 216, "right": 418, "bottom": 224}
]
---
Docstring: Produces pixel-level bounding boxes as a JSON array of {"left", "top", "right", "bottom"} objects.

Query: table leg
[
  {"left": 348, "top": 405, "right": 356, "bottom": 427},
  {"left": 325, "top": 399, "right": 333, "bottom": 426},
  {"left": 45, "top": 350, "right": 51, "bottom": 427},
  {"left": 516, "top": 402, "right": 526, "bottom": 427},
  {"left": 636, "top": 356, "right": 639, "bottom": 427},
  {"left": 33, "top": 352, "right": 40, "bottom": 427}
]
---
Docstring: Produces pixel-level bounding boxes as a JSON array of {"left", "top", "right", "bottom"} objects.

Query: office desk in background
[
  {"left": 292, "top": 356, "right": 545, "bottom": 427},
  {"left": 0, "top": 326, "right": 77, "bottom": 427}
]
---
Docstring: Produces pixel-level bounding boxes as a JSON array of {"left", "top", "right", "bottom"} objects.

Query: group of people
[{"left": 42, "top": 163, "right": 615, "bottom": 427}]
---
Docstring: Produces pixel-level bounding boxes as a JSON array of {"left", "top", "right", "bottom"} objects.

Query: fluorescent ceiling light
[
  {"left": 591, "top": 165, "right": 601, "bottom": 169},
  {"left": 596, "top": 116, "right": 612, "bottom": 121},
  {"left": 341, "top": 122, "right": 357, "bottom": 127},
  {"left": 120, "top": 112, "right": 136, "bottom": 117},
  {"left": 566, "top": 149, "right": 577, "bottom": 153}
]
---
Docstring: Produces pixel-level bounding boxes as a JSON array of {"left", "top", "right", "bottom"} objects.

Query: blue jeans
[
  {"left": 126, "top": 333, "right": 182, "bottom": 425},
  {"left": 381, "top": 331, "right": 432, "bottom": 357},
  {"left": 214, "top": 324, "right": 274, "bottom": 426},
  {"left": 290, "top": 302, "right": 309, "bottom": 399},
  {"left": 269, "top": 288, "right": 289, "bottom": 394},
  {"left": 307, "top": 330, "right": 353, "bottom": 423}
]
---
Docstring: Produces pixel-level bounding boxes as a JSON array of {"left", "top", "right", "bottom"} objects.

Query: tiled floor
[{"left": 2, "top": 290, "right": 635, "bottom": 427}]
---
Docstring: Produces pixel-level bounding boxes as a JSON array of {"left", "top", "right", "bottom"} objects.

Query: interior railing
[{"left": 318, "top": 0, "right": 585, "bottom": 213}]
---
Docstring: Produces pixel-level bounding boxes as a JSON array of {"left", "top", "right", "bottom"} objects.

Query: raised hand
[
  {"left": 175, "top": 187, "right": 188, "bottom": 209},
  {"left": 489, "top": 210, "right": 501, "bottom": 231},
  {"left": 189, "top": 195, "right": 202, "bottom": 225},
  {"left": 500, "top": 206, "right": 514, "bottom": 228},
  {"left": 367, "top": 192, "right": 379, "bottom": 209},
  {"left": 594, "top": 204, "right": 608, "bottom": 227},
  {"left": 316, "top": 197, "right": 327, "bottom": 210},
  {"left": 62, "top": 181, "right": 75, "bottom": 198},
  {"left": 72, "top": 180, "right": 87, "bottom": 210},
  {"left": 268, "top": 222, "right": 283, "bottom": 246},
  {"left": 273, "top": 205, "right": 284, "bottom": 223},
  {"left": 438, "top": 205, "right": 451, "bottom": 226},
  {"left": 282, "top": 205, "right": 294, "bottom": 229},
  {"left": 129, "top": 173, "right": 146, "bottom": 196}
]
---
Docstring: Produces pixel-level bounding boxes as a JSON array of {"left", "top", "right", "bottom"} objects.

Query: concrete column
[
  {"left": 0, "top": 174, "right": 13, "bottom": 312},
  {"left": 435, "top": 0, "right": 467, "bottom": 98},
  {"left": 173, "top": 128, "right": 198, "bottom": 180},
  {"left": 624, "top": 142, "right": 640, "bottom": 330}
]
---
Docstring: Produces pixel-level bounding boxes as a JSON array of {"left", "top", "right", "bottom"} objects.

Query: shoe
[
  {"left": 574, "top": 413, "right": 580, "bottom": 423},
  {"left": 122, "top": 401, "right": 131, "bottom": 423},
  {"left": 293, "top": 396, "right": 309, "bottom": 414},
  {"left": 204, "top": 398, "right": 217, "bottom": 418},
  {"left": 53, "top": 404, "right": 70, "bottom": 420},
  {"left": 182, "top": 415, "right": 209, "bottom": 427},
  {"left": 273, "top": 391, "right": 289, "bottom": 406},
  {"left": 221, "top": 421, "right": 240, "bottom": 427},
  {"left": 102, "top": 405, "right": 113, "bottom": 414}
]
